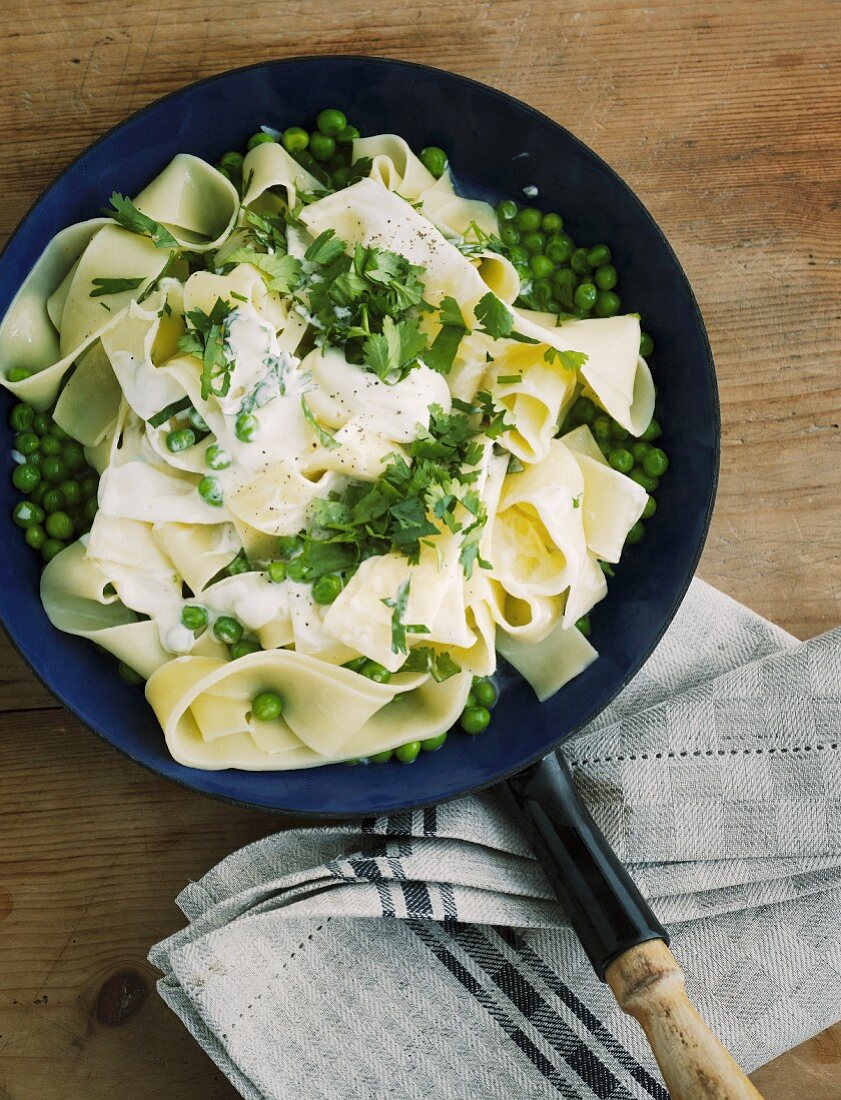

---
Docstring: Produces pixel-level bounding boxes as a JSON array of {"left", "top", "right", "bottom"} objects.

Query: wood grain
[{"left": 0, "top": 1, "right": 839, "bottom": 1097}]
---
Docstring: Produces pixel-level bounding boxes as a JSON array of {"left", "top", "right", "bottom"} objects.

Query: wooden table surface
[{"left": 0, "top": 1, "right": 839, "bottom": 1096}]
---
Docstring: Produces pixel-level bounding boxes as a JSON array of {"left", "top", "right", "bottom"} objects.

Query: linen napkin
[{"left": 150, "top": 579, "right": 841, "bottom": 1099}]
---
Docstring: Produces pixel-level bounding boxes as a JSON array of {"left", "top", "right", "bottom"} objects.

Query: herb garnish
[
  {"left": 89, "top": 276, "right": 145, "bottom": 298},
  {"left": 300, "top": 396, "right": 340, "bottom": 451},
  {"left": 382, "top": 578, "right": 429, "bottom": 655},
  {"left": 178, "top": 297, "right": 236, "bottom": 400},
  {"left": 226, "top": 247, "right": 302, "bottom": 294},
  {"left": 474, "top": 292, "right": 539, "bottom": 345},
  {"left": 400, "top": 646, "right": 461, "bottom": 682},
  {"left": 106, "top": 193, "right": 179, "bottom": 250},
  {"left": 423, "top": 295, "right": 470, "bottom": 375}
]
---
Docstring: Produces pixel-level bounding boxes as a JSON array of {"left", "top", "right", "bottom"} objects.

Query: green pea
[
  {"left": 465, "top": 691, "right": 477, "bottom": 709},
  {"left": 181, "top": 605, "right": 208, "bottom": 630},
  {"left": 586, "top": 244, "right": 611, "bottom": 267},
  {"left": 286, "top": 558, "right": 308, "bottom": 582},
  {"left": 571, "top": 396, "right": 597, "bottom": 425},
  {"left": 43, "top": 487, "right": 66, "bottom": 515},
  {"left": 541, "top": 212, "right": 563, "bottom": 233},
  {"left": 13, "top": 430, "right": 39, "bottom": 456},
  {"left": 592, "top": 415, "right": 612, "bottom": 442},
  {"left": 117, "top": 661, "right": 144, "bottom": 686},
  {"left": 506, "top": 244, "right": 529, "bottom": 265},
  {"left": 422, "top": 731, "right": 448, "bottom": 752},
  {"left": 251, "top": 690, "right": 283, "bottom": 721},
  {"left": 639, "top": 332, "right": 655, "bottom": 357},
  {"left": 12, "top": 500, "right": 44, "bottom": 528},
  {"left": 7, "top": 367, "right": 33, "bottom": 383},
  {"left": 639, "top": 417, "right": 662, "bottom": 442},
  {"left": 642, "top": 447, "right": 669, "bottom": 477},
  {"left": 226, "top": 550, "right": 250, "bottom": 577},
  {"left": 84, "top": 497, "right": 98, "bottom": 522},
  {"left": 81, "top": 475, "right": 98, "bottom": 500},
  {"left": 12, "top": 463, "right": 41, "bottom": 493},
  {"left": 42, "top": 456, "right": 68, "bottom": 484},
  {"left": 220, "top": 151, "right": 244, "bottom": 173},
  {"left": 460, "top": 705, "right": 491, "bottom": 735},
  {"left": 629, "top": 469, "right": 660, "bottom": 493},
  {"left": 625, "top": 520, "right": 645, "bottom": 545},
  {"left": 608, "top": 448, "right": 634, "bottom": 474},
  {"left": 570, "top": 247, "right": 592, "bottom": 275},
  {"left": 336, "top": 124, "right": 360, "bottom": 145},
  {"left": 472, "top": 679, "right": 498, "bottom": 708},
  {"left": 594, "top": 264, "right": 617, "bottom": 291},
  {"left": 266, "top": 560, "right": 287, "bottom": 584},
  {"left": 522, "top": 231, "right": 546, "bottom": 254},
  {"left": 630, "top": 440, "right": 651, "bottom": 463},
  {"left": 552, "top": 268, "right": 578, "bottom": 309},
  {"left": 529, "top": 254, "right": 555, "bottom": 280},
  {"left": 310, "top": 132, "right": 336, "bottom": 163},
  {"left": 576, "top": 615, "right": 591, "bottom": 636},
  {"left": 343, "top": 758, "right": 360, "bottom": 766},
  {"left": 545, "top": 233, "right": 575, "bottom": 264},
  {"left": 594, "top": 290, "right": 621, "bottom": 318},
  {"left": 247, "top": 132, "right": 275, "bottom": 150},
  {"left": 198, "top": 476, "right": 223, "bottom": 507},
  {"left": 62, "top": 441, "right": 86, "bottom": 472},
  {"left": 500, "top": 225, "right": 520, "bottom": 247},
  {"left": 331, "top": 166, "right": 351, "bottom": 189},
  {"left": 342, "top": 656, "right": 368, "bottom": 673},
  {"left": 40, "top": 435, "right": 62, "bottom": 456},
  {"left": 9, "top": 403, "right": 35, "bottom": 432},
  {"left": 56, "top": 479, "right": 79, "bottom": 509},
  {"left": 532, "top": 279, "right": 553, "bottom": 305},
  {"left": 29, "top": 482, "right": 46, "bottom": 505},
  {"left": 326, "top": 152, "right": 349, "bottom": 175},
  {"left": 235, "top": 413, "right": 259, "bottom": 442},
  {"left": 41, "top": 538, "right": 65, "bottom": 563},
  {"left": 610, "top": 419, "right": 630, "bottom": 441},
  {"left": 45, "top": 511, "right": 74, "bottom": 540},
  {"left": 32, "top": 411, "right": 52, "bottom": 436},
  {"left": 167, "top": 427, "right": 196, "bottom": 453},
  {"left": 217, "top": 167, "right": 233, "bottom": 183},
  {"left": 513, "top": 262, "right": 531, "bottom": 284},
  {"left": 312, "top": 573, "right": 343, "bottom": 605},
  {"left": 642, "top": 496, "right": 657, "bottom": 520},
  {"left": 369, "top": 750, "right": 394, "bottom": 764},
  {"left": 25, "top": 523, "right": 46, "bottom": 550},
  {"left": 395, "top": 741, "right": 422, "bottom": 764},
  {"left": 545, "top": 301, "right": 561, "bottom": 315},
  {"left": 419, "top": 146, "right": 448, "bottom": 178},
  {"left": 213, "top": 615, "right": 243, "bottom": 644},
  {"left": 229, "top": 639, "right": 261, "bottom": 659},
  {"left": 187, "top": 407, "right": 210, "bottom": 433},
  {"left": 361, "top": 660, "right": 391, "bottom": 684},
  {"left": 516, "top": 208, "right": 542, "bottom": 232},
  {"left": 316, "top": 108, "right": 347, "bottom": 137},
  {"left": 205, "top": 443, "right": 232, "bottom": 470},
  {"left": 282, "top": 127, "right": 309, "bottom": 153},
  {"left": 497, "top": 199, "right": 518, "bottom": 221},
  {"left": 573, "top": 282, "right": 597, "bottom": 311}
]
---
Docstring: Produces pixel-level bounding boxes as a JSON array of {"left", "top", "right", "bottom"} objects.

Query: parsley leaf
[
  {"left": 423, "top": 295, "right": 470, "bottom": 375},
  {"left": 401, "top": 646, "right": 461, "bottom": 682},
  {"left": 136, "top": 250, "right": 180, "bottom": 304},
  {"left": 474, "top": 292, "right": 540, "bottom": 345},
  {"left": 107, "top": 193, "right": 178, "bottom": 249},
  {"left": 381, "top": 578, "right": 429, "bottom": 655},
  {"left": 301, "top": 396, "right": 341, "bottom": 450},
  {"left": 89, "top": 276, "right": 145, "bottom": 298},
  {"left": 543, "top": 347, "right": 588, "bottom": 370},
  {"left": 363, "top": 315, "right": 428, "bottom": 381},
  {"left": 304, "top": 229, "right": 347, "bottom": 266},
  {"left": 147, "top": 397, "right": 192, "bottom": 428},
  {"left": 227, "top": 247, "right": 302, "bottom": 294},
  {"left": 178, "top": 297, "right": 235, "bottom": 400}
]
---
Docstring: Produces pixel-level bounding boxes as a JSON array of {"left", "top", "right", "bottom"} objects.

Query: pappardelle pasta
[{"left": 1, "top": 109, "right": 670, "bottom": 771}]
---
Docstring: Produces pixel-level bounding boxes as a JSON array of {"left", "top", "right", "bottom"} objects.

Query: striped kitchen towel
[{"left": 150, "top": 579, "right": 841, "bottom": 1099}]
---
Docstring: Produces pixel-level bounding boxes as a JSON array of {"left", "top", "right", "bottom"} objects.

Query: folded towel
[{"left": 150, "top": 579, "right": 841, "bottom": 1099}]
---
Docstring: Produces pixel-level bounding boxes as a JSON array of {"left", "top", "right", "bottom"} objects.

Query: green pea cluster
[
  {"left": 217, "top": 108, "right": 367, "bottom": 197},
  {"left": 8, "top": 401, "right": 100, "bottom": 563},
  {"left": 559, "top": 395, "right": 669, "bottom": 547},
  {"left": 343, "top": 673, "right": 498, "bottom": 766}
]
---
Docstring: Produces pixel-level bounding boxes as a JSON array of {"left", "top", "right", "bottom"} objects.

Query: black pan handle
[{"left": 504, "top": 752, "right": 668, "bottom": 980}]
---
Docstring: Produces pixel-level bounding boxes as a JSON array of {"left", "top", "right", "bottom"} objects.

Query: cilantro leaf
[
  {"left": 474, "top": 292, "right": 515, "bottom": 339},
  {"left": 89, "top": 276, "right": 145, "bottom": 298},
  {"left": 227, "top": 247, "right": 302, "bottom": 294},
  {"left": 107, "top": 193, "right": 178, "bottom": 249},
  {"left": 381, "top": 578, "right": 429, "bottom": 655},
  {"left": 301, "top": 396, "right": 341, "bottom": 450},
  {"left": 305, "top": 229, "right": 347, "bottom": 266},
  {"left": 543, "top": 347, "right": 588, "bottom": 370}
]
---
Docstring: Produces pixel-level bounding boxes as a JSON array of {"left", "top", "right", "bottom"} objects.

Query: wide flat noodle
[{"left": 496, "top": 617, "right": 598, "bottom": 702}]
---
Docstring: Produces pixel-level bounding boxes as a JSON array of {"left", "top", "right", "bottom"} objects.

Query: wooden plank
[{"left": 0, "top": 0, "right": 839, "bottom": 1096}]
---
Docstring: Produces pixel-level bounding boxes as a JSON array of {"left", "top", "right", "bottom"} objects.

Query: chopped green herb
[
  {"left": 178, "top": 297, "right": 235, "bottom": 401},
  {"left": 304, "top": 228, "right": 347, "bottom": 266},
  {"left": 363, "top": 315, "right": 428, "bottom": 381},
  {"left": 382, "top": 578, "right": 429, "bottom": 655},
  {"left": 227, "top": 247, "right": 302, "bottom": 294},
  {"left": 544, "top": 347, "right": 588, "bottom": 370},
  {"left": 300, "top": 396, "right": 340, "bottom": 450},
  {"left": 106, "top": 193, "right": 179, "bottom": 249},
  {"left": 497, "top": 374, "right": 523, "bottom": 384},
  {"left": 89, "top": 276, "right": 145, "bottom": 298},
  {"left": 401, "top": 646, "right": 461, "bottom": 682},
  {"left": 473, "top": 293, "right": 538, "bottom": 345},
  {"left": 137, "top": 250, "right": 180, "bottom": 304},
  {"left": 148, "top": 397, "right": 192, "bottom": 429},
  {"left": 423, "top": 295, "right": 470, "bottom": 375}
]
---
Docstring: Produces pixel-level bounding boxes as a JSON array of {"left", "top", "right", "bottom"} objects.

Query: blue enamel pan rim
[{"left": 0, "top": 55, "right": 719, "bottom": 818}]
